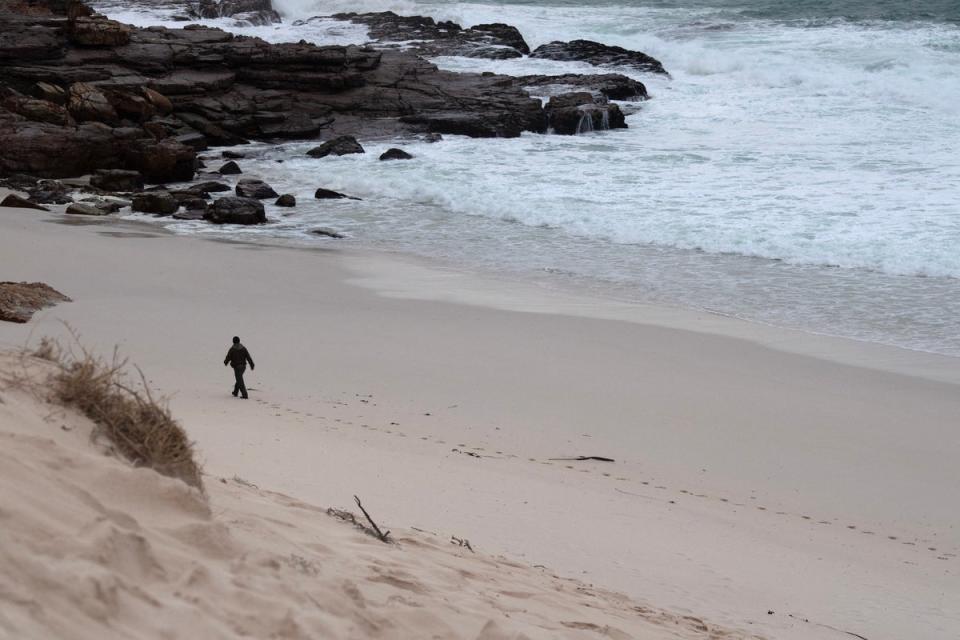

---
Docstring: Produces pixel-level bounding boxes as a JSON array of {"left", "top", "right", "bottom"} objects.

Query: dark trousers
[{"left": 232, "top": 366, "right": 248, "bottom": 398}]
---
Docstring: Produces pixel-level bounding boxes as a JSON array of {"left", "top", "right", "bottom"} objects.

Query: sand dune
[{"left": 0, "top": 352, "right": 736, "bottom": 639}]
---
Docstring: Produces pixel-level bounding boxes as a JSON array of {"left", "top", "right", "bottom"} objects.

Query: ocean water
[{"left": 96, "top": 0, "right": 960, "bottom": 356}]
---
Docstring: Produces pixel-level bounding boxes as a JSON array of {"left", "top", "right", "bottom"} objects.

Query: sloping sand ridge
[{"left": 0, "top": 351, "right": 739, "bottom": 639}]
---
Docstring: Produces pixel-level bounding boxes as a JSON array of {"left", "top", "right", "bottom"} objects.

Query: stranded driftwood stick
[{"left": 354, "top": 495, "right": 391, "bottom": 543}]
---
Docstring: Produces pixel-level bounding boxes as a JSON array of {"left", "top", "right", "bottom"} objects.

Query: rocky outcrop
[
  {"left": 517, "top": 73, "right": 648, "bottom": 101},
  {"left": 275, "top": 193, "right": 295, "bottom": 207},
  {"left": 1, "top": 1, "right": 640, "bottom": 184},
  {"left": 545, "top": 92, "right": 626, "bottom": 135},
  {"left": 0, "top": 281, "right": 71, "bottom": 323},
  {"left": 324, "top": 12, "right": 529, "bottom": 60},
  {"left": 204, "top": 196, "right": 266, "bottom": 224},
  {"left": 307, "top": 135, "right": 364, "bottom": 158},
  {"left": 530, "top": 40, "right": 667, "bottom": 75}
]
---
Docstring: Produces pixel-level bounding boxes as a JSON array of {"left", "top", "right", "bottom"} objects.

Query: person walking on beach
[{"left": 224, "top": 336, "right": 255, "bottom": 399}]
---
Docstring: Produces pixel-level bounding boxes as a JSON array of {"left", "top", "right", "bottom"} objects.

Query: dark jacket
[{"left": 225, "top": 344, "right": 254, "bottom": 369}]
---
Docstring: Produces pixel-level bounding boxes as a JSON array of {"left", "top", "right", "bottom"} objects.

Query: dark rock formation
[
  {"left": 0, "top": 281, "right": 71, "bottom": 323},
  {"left": 275, "top": 193, "right": 295, "bottom": 207},
  {"left": 2, "top": 1, "right": 630, "bottom": 183},
  {"left": 222, "top": 149, "right": 245, "bottom": 159},
  {"left": 89, "top": 169, "right": 143, "bottom": 191},
  {"left": 235, "top": 178, "right": 278, "bottom": 199},
  {"left": 314, "top": 187, "right": 356, "bottom": 200},
  {"left": 545, "top": 92, "right": 627, "bottom": 135},
  {"left": 379, "top": 148, "right": 412, "bottom": 161},
  {"left": 218, "top": 161, "right": 242, "bottom": 175},
  {"left": 307, "top": 135, "right": 364, "bottom": 158},
  {"left": 530, "top": 40, "right": 667, "bottom": 75},
  {"left": 0, "top": 193, "right": 49, "bottom": 210},
  {"left": 204, "top": 196, "right": 266, "bottom": 224},
  {"left": 325, "top": 12, "right": 529, "bottom": 60},
  {"left": 309, "top": 227, "right": 344, "bottom": 238},
  {"left": 518, "top": 73, "right": 648, "bottom": 101},
  {"left": 131, "top": 190, "right": 179, "bottom": 214}
]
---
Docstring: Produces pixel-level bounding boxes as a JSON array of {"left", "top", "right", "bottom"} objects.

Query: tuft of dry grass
[{"left": 35, "top": 336, "right": 204, "bottom": 492}]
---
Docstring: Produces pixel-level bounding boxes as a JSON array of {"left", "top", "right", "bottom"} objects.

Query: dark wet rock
[
  {"left": 309, "top": 227, "right": 344, "bottom": 238},
  {"left": 204, "top": 196, "right": 266, "bottom": 224},
  {"left": 0, "top": 282, "right": 71, "bottom": 323},
  {"left": 307, "top": 135, "right": 365, "bottom": 158},
  {"left": 65, "top": 202, "right": 107, "bottom": 216},
  {"left": 530, "top": 40, "right": 668, "bottom": 75},
  {"left": 314, "top": 187, "right": 357, "bottom": 200},
  {"left": 328, "top": 12, "right": 529, "bottom": 59},
  {"left": 218, "top": 161, "right": 242, "bottom": 175},
  {"left": 1, "top": 193, "right": 49, "bottom": 211},
  {"left": 190, "top": 180, "right": 232, "bottom": 193},
  {"left": 379, "top": 148, "right": 413, "bottom": 161},
  {"left": 235, "top": 178, "right": 278, "bottom": 199},
  {"left": 275, "top": 193, "right": 296, "bottom": 207},
  {"left": 422, "top": 132, "right": 443, "bottom": 143},
  {"left": 545, "top": 92, "right": 627, "bottom": 135},
  {"left": 131, "top": 190, "right": 179, "bottom": 215},
  {"left": 222, "top": 150, "right": 246, "bottom": 159},
  {"left": 89, "top": 169, "right": 143, "bottom": 192},
  {"left": 517, "top": 73, "right": 648, "bottom": 101}
]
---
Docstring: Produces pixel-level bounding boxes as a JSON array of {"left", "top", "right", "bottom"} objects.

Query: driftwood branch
[
  {"left": 354, "top": 495, "right": 391, "bottom": 543},
  {"left": 548, "top": 456, "right": 615, "bottom": 462},
  {"left": 451, "top": 535, "right": 474, "bottom": 552}
]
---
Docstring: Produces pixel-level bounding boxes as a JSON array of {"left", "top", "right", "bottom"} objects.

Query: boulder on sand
[
  {"left": 204, "top": 196, "right": 266, "bottom": 225},
  {"left": 0, "top": 194, "right": 49, "bottom": 211},
  {"left": 65, "top": 202, "right": 108, "bottom": 216}
]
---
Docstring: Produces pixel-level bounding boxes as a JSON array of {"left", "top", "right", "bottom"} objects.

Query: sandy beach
[{"left": 2, "top": 202, "right": 959, "bottom": 639}]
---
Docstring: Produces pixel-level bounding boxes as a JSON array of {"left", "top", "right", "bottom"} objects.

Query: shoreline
[
  {"left": 3, "top": 204, "right": 959, "bottom": 639},
  {"left": 112, "top": 193, "right": 960, "bottom": 386}
]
